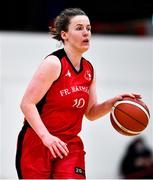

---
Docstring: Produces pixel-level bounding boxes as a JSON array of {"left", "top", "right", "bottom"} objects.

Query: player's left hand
[{"left": 114, "top": 93, "right": 142, "bottom": 102}]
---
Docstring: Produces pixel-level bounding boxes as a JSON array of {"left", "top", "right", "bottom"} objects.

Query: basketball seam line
[
  {"left": 114, "top": 100, "right": 150, "bottom": 120},
  {"left": 115, "top": 106, "right": 146, "bottom": 127},
  {"left": 111, "top": 112, "right": 141, "bottom": 134}
]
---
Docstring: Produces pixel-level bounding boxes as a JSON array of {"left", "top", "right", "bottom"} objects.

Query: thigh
[
  {"left": 16, "top": 127, "right": 52, "bottom": 179},
  {"left": 53, "top": 142, "right": 86, "bottom": 179}
]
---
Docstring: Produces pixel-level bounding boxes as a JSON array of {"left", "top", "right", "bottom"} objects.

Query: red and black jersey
[
  {"left": 16, "top": 48, "right": 93, "bottom": 179},
  {"left": 28, "top": 48, "right": 94, "bottom": 137}
]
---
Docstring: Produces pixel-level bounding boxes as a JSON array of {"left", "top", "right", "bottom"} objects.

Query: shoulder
[
  {"left": 82, "top": 57, "right": 94, "bottom": 68},
  {"left": 82, "top": 57, "right": 95, "bottom": 83},
  {"left": 43, "top": 48, "right": 65, "bottom": 67},
  {"left": 44, "top": 54, "right": 61, "bottom": 68},
  {"left": 83, "top": 57, "right": 94, "bottom": 72},
  {"left": 45, "top": 48, "right": 65, "bottom": 60},
  {"left": 42, "top": 54, "right": 61, "bottom": 80},
  {"left": 43, "top": 48, "right": 66, "bottom": 68},
  {"left": 34, "top": 53, "right": 62, "bottom": 83}
]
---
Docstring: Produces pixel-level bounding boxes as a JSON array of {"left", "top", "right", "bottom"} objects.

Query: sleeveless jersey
[{"left": 29, "top": 48, "right": 94, "bottom": 137}]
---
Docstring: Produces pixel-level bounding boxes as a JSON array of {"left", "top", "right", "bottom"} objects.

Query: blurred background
[
  {"left": 0, "top": 0, "right": 153, "bottom": 179},
  {"left": 1, "top": 0, "right": 153, "bottom": 36}
]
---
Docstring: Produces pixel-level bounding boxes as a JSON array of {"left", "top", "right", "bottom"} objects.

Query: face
[{"left": 61, "top": 15, "right": 91, "bottom": 53}]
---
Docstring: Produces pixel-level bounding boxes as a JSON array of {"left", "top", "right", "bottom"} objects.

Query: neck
[{"left": 64, "top": 46, "right": 82, "bottom": 67}]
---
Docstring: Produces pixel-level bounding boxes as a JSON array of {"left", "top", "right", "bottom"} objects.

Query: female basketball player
[{"left": 16, "top": 8, "right": 141, "bottom": 179}]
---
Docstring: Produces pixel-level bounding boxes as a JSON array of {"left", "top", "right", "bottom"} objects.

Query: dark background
[{"left": 1, "top": 0, "right": 153, "bottom": 35}]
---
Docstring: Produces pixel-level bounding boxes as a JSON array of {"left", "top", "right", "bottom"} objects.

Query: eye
[
  {"left": 76, "top": 26, "right": 83, "bottom": 31},
  {"left": 75, "top": 25, "right": 91, "bottom": 31},
  {"left": 87, "top": 26, "right": 91, "bottom": 31}
]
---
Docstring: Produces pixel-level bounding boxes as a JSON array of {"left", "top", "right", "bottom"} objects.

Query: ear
[{"left": 61, "top": 31, "right": 68, "bottom": 41}]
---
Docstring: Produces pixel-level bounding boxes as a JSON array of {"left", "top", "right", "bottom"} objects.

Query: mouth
[
  {"left": 82, "top": 39, "right": 89, "bottom": 43},
  {"left": 82, "top": 39, "right": 90, "bottom": 46}
]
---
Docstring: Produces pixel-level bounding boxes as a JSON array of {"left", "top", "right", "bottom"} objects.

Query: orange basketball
[{"left": 110, "top": 97, "right": 150, "bottom": 136}]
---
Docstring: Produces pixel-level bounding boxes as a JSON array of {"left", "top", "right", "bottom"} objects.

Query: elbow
[
  {"left": 20, "top": 99, "right": 36, "bottom": 112},
  {"left": 20, "top": 99, "right": 30, "bottom": 112},
  {"left": 20, "top": 100, "right": 26, "bottom": 112},
  {"left": 85, "top": 105, "right": 98, "bottom": 121},
  {"left": 85, "top": 114, "right": 97, "bottom": 121}
]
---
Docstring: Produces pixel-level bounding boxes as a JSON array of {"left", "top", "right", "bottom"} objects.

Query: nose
[{"left": 82, "top": 28, "right": 89, "bottom": 36}]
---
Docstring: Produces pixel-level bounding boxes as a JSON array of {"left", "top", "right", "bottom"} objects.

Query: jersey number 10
[{"left": 73, "top": 98, "right": 85, "bottom": 108}]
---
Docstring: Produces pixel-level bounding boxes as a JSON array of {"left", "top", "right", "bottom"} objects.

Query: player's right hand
[{"left": 41, "top": 134, "right": 69, "bottom": 159}]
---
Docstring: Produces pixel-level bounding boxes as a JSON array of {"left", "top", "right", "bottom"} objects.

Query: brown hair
[{"left": 49, "top": 8, "right": 87, "bottom": 42}]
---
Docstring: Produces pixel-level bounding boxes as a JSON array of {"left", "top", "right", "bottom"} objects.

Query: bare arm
[
  {"left": 20, "top": 55, "right": 69, "bottom": 158},
  {"left": 85, "top": 75, "right": 141, "bottom": 121}
]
